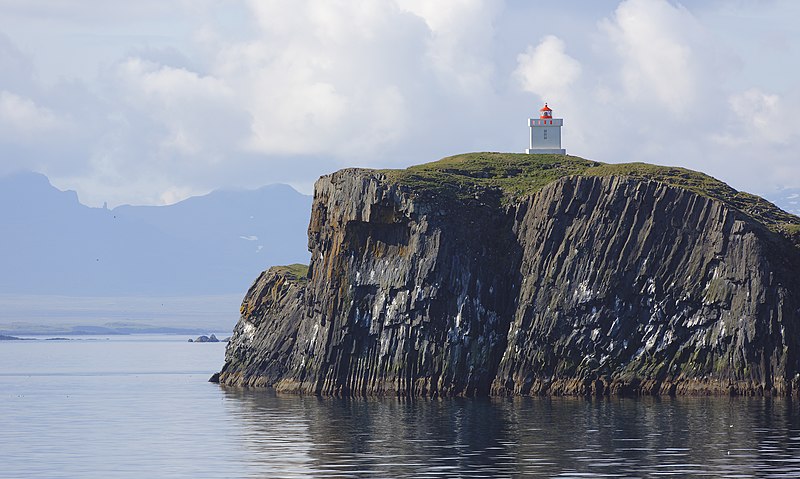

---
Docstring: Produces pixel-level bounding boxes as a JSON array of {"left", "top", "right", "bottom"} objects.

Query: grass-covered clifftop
[
  {"left": 380, "top": 152, "right": 800, "bottom": 239},
  {"left": 380, "top": 152, "right": 596, "bottom": 201}
]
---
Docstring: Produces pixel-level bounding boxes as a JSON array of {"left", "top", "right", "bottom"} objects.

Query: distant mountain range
[{"left": 0, "top": 171, "right": 312, "bottom": 296}]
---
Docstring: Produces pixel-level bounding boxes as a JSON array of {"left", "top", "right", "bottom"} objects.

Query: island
[{"left": 212, "top": 152, "right": 800, "bottom": 397}]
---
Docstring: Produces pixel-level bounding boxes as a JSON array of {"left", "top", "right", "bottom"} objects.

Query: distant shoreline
[
  {"left": 1, "top": 331, "right": 231, "bottom": 340},
  {"left": 0, "top": 327, "right": 227, "bottom": 336},
  {"left": 0, "top": 334, "right": 72, "bottom": 341}
]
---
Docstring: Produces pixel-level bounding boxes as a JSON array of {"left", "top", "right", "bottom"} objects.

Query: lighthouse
[{"left": 526, "top": 103, "right": 566, "bottom": 155}]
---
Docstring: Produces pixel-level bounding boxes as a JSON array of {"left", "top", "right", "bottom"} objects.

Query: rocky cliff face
[{"left": 215, "top": 154, "right": 800, "bottom": 397}]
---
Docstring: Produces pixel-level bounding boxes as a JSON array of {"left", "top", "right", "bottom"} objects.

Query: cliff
[{"left": 214, "top": 153, "right": 800, "bottom": 397}]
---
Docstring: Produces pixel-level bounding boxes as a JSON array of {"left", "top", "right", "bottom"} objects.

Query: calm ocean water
[{"left": 3, "top": 335, "right": 800, "bottom": 478}]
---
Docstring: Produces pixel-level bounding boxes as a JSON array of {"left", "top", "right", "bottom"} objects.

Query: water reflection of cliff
[{"left": 221, "top": 389, "right": 800, "bottom": 477}]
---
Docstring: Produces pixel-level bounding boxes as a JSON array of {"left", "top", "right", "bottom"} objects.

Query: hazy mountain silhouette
[{"left": 0, "top": 171, "right": 311, "bottom": 295}]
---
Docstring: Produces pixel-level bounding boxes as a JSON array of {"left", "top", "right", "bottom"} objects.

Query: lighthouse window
[{"left": 543, "top": 129, "right": 548, "bottom": 139}]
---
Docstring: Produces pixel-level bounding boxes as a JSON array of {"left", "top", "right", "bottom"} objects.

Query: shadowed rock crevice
[{"left": 215, "top": 154, "right": 800, "bottom": 397}]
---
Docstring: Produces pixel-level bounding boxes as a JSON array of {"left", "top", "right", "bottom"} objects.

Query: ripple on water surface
[{"left": 4, "top": 337, "right": 800, "bottom": 477}]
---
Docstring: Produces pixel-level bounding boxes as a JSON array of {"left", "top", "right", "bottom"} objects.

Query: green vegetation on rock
[
  {"left": 379, "top": 152, "right": 800, "bottom": 238},
  {"left": 380, "top": 152, "right": 596, "bottom": 203},
  {"left": 270, "top": 264, "right": 309, "bottom": 283}
]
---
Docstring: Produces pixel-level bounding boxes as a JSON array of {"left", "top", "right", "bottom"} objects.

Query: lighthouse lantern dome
[{"left": 539, "top": 103, "right": 553, "bottom": 119}]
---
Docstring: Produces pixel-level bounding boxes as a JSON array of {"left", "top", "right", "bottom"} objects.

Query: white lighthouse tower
[{"left": 526, "top": 103, "right": 566, "bottom": 155}]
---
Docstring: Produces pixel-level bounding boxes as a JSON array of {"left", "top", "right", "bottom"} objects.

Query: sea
[{"left": 3, "top": 335, "right": 800, "bottom": 478}]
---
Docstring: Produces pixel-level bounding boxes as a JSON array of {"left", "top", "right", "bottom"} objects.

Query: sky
[{"left": 0, "top": 0, "right": 798, "bottom": 207}]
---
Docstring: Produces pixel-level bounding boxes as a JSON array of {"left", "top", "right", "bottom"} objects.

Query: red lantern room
[{"left": 539, "top": 103, "right": 552, "bottom": 119}]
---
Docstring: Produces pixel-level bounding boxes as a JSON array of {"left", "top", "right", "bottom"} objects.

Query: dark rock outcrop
[
  {"left": 215, "top": 154, "right": 800, "bottom": 397},
  {"left": 192, "top": 334, "right": 220, "bottom": 343}
]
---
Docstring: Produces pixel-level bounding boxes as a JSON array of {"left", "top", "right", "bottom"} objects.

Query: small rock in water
[{"left": 192, "top": 334, "right": 220, "bottom": 343}]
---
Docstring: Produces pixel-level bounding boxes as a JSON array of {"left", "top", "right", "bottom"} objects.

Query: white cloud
[
  {"left": 599, "top": 0, "right": 709, "bottom": 115},
  {"left": 708, "top": 87, "right": 800, "bottom": 191},
  {"left": 213, "top": 0, "right": 505, "bottom": 159},
  {"left": 396, "top": 0, "right": 502, "bottom": 94},
  {"left": 115, "top": 57, "right": 245, "bottom": 157},
  {"left": 205, "top": 0, "right": 432, "bottom": 157},
  {"left": 514, "top": 35, "right": 582, "bottom": 103},
  {"left": 724, "top": 88, "right": 795, "bottom": 145},
  {"left": 0, "top": 90, "right": 66, "bottom": 141}
]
